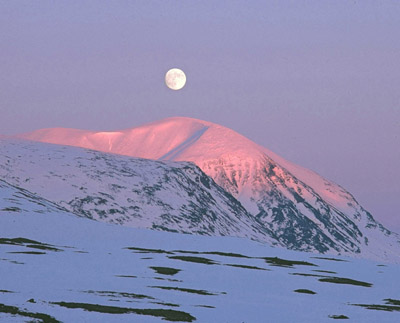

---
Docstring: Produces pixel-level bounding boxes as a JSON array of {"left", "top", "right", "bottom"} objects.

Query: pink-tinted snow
[{"left": 18, "top": 117, "right": 352, "bottom": 210}]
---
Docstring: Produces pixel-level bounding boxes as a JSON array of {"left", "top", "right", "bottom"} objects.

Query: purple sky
[{"left": 1, "top": 1, "right": 399, "bottom": 231}]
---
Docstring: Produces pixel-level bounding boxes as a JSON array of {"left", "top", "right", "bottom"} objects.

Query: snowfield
[{"left": 1, "top": 179, "right": 400, "bottom": 322}]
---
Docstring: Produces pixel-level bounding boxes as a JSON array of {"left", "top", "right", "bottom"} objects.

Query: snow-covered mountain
[
  {"left": 16, "top": 117, "right": 400, "bottom": 262},
  {"left": 0, "top": 139, "right": 275, "bottom": 242}
]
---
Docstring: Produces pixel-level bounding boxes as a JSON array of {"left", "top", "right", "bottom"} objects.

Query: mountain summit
[{"left": 17, "top": 117, "right": 400, "bottom": 261}]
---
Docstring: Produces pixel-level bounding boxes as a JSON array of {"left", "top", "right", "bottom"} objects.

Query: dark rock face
[{"left": 200, "top": 154, "right": 399, "bottom": 257}]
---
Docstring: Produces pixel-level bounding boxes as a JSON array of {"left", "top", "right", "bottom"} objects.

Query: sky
[{"left": 0, "top": 1, "right": 399, "bottom": 231}]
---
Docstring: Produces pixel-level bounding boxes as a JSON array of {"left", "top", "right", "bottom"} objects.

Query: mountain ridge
[
  {"left": 16, "top": 117, "right": 356, "bottom": 209},
  {"left": 12, "top": 117, "right": 400, "bottom": 262},
  {"left": 0, "top": 139, "right": 277, "bottom": 243}
]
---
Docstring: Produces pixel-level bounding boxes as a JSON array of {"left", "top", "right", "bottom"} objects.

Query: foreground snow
[{"left": 1, "top": 181, "right": 400, "bottom": 322}]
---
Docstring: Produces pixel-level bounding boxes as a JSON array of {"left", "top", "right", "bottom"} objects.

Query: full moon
[{"left": 165, "top": 68, "right": 186, "bottom": 90}]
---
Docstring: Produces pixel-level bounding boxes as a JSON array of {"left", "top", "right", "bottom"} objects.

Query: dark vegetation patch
[
  {"left": 168, "top": 255, "right": 218, "bottom": 265},
  {"left": 153, "top": 277, "right": 182, "bottom": 282},
  {"left": 350, "top": 303, "right": 400, "bottom": 312},
  {"left": 385, "top": 299, "right": 400, "bottom": 306},
  {"left": 312, "top": 256, "right": 348, "bottom": 262},
  {"left": 290, "top": 273, "right": 328, "bottom": 278},
  {"left": 165, "top": 249, "right": 251, "bottom": 259},
  {"left": 329, "top": 314, "right": 349, "bottom": 319},
  {"left": 318, "top": 277, "right": 372, "bottom": 287},
  {"left": 150, "top": 267, "right": 181, "bottom": 276},
  {"left": 291, "top": 273, "right": 372, "bottom": 288},
  {"left": 83, "top": 290, "right": 154, "bottom": 300},
  {"left": 0, "top": 237, "right": 44, "bottom": 245},
  {"left": 0, "top": 302, "right": 60, "bottom": 323},
  {"left": 225, "top": 264, "right": 268, "bottom": 271},
  {"left": 151, "top": 301, "right": 180, "bottom": 307},
  {"left": 201, "top": 251, "right": 251, "bottom": 258},
  {"left": 294, "top": 289, "right": 316, "bottom": 295},
  {"left": 149, "top": 286, "right": 222, "bottom": 296},
  {"left": 1, "top": 207, "right": 21, "bottom": 212},
  {"left": 115, "top": 275, "right": 137, "bottom": 279},
  {"left": 7, "top": 251, "right": 46, "bottom": 255},
  {"left": 0, "top": 237, "right": 62, "bottom": 252},
  {"left": 172, "top": 250, "right": 201, "bottom": 254},
  {"left": 351, "top": 298, "right": 400, "bottom": 312},
  {"left": 25, "top": 244, "right": 62, "bottom": 252},
  {"left": 263, "top": 257, "right": 317, "bottom": 268},
  {"left": 125, "top": 247, "right": 173, "bottom": 254},
  {"left": 313, "top": 270, "right": 337, "bottom": 274},
  {"left": 51, "top": 302, "right": 196, "bottom": 322},
  {"left": 125, "top": 247, "right": 252, "bottom": 261},
  {"left": 194, "top": 305, "right": 215, "bottom": 308}
]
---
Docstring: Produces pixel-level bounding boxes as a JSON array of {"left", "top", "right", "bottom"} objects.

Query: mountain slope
[
  {"left": 17, "top": 117, "right": 400, "bottom": 262},
  {"left": 0, "top": 178, "right": 72, "bottom": 216},
  {"left": 0, "top": 139, "right": 276, "bottom": 242}
]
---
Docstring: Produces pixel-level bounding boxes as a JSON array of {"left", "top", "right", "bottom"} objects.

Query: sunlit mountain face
[{"left": 10, "top": 117, "right": 400, "bottom": 262}]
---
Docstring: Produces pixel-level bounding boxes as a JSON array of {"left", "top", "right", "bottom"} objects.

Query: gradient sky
[{"left": 1, "top": 1, "right": 399, "bottom": 231}]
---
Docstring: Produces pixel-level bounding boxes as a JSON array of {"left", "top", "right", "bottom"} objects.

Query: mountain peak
[
  {"left": 140, "top": 116, "right": 213, "bottom": 128},
  {"left": 17, "top": 116, "right": 264, "bottom": 161},
  {"left": 14, "top": 116, "right": 400, "bottom": 260},
  {"left": 15, "top": 117, "right": 351, "bottom": 207}
]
